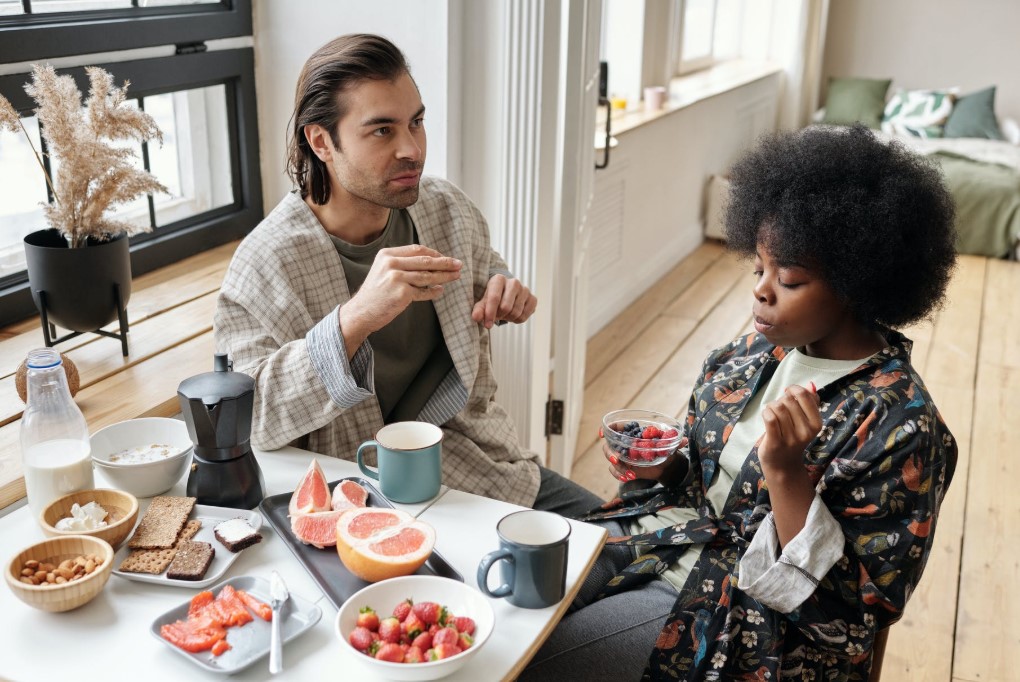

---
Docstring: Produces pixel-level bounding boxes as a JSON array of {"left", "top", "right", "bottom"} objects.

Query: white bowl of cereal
[{"left": 90, "top": 418, "right": 193, "bottom": 498}]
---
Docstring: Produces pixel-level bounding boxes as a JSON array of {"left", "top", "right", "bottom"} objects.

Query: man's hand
[
  {"left": 471, "top": 274, "right": 537, "bottom": 329},
  {"left": 339, "top": 245, "right": 462, "bottom": 358}
]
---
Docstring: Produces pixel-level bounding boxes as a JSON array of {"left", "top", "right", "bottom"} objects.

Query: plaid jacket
[
  {"left": 582, "top": 331, "right": 956, "bottom": 680},
  {"left": 214, "top": 177, "right": 541, "bottom": 506}
]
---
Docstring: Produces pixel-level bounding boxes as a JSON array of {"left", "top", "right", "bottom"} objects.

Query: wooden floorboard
[{"left": 571, "top": 250, "right": 1020, "bottom": 682}]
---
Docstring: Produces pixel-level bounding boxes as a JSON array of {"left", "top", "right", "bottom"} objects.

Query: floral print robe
[{"left": 580, "top": 331, "right": 956, "bottom": 681}]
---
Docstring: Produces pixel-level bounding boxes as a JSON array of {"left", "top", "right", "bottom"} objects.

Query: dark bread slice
[
  {"left": 214, "top": 518, "right": 262, "bottom": 553},
  {"left": 166, "top": 540, "right": 215, "bottom": 581}
]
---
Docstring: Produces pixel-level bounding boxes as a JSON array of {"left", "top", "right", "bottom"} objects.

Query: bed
[{"left": 872, "top": 129, "right": 1020, "bottom": 259}]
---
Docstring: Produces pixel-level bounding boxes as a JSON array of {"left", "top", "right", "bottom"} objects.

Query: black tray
[{"left": 259, "top": 477, "right": 462, "bottom": 610}]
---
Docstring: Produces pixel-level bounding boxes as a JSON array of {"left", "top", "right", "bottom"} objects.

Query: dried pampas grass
[{"left": 0, "top": 65, "right": 168, "bottom": 248}]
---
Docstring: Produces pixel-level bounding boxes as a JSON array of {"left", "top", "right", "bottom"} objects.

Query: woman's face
[{"left": 751, "top": 245, "right": 865, "bottom": 359}]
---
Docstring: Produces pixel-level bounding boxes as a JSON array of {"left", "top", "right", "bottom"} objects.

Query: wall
[
  {"left": 251, "top": 0, "right": 456, "bottom": 209},
  {"left": 823, "top": 0, "right": 1020, "bottom": 119},
  {"left": 587, "top": 72, "right": 780, "bottom": 335}
]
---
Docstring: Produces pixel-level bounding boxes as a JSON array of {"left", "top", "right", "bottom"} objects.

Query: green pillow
[
  {"left": 821, "top": 77, "right": 892, "bottom": 129},
  {"left": 944, "top": 86, "right": 1005, "bottom": 140}
]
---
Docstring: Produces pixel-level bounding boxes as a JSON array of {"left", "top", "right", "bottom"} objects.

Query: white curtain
[{"left": 742, "top": 0, "right": 830, "bottom": 130}]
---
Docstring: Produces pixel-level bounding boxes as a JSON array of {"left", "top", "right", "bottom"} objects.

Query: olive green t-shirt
[{"left": 329, "top": 209, "right": 453, "bottom": 422}]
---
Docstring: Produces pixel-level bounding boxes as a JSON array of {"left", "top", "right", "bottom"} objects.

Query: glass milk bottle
[{"left": 20, "top": 349, "right": 93, "bottom": 518}]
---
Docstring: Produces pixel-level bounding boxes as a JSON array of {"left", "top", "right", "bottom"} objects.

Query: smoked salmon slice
[{"left": 161, "top": 585, "right": 275, "bottom": 656}]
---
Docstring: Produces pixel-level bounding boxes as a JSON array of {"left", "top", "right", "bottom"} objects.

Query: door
[{"left": 548, "top": 0, "right": 603, "bottom": 478}]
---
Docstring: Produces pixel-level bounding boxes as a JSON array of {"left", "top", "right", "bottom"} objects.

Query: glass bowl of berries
[{"left": 601, "top": 409, "right": 684, "bottom": 467}]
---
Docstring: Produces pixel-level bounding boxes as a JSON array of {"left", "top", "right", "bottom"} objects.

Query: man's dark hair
[
  {"left": 724, "top": 124, "right": 958, "bottom": 328},
  {"left": 286, "top": 33, "right": 410, "bottom": 205}
]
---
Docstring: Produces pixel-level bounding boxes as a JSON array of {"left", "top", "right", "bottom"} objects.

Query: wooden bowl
[
  {"left": 39, "top": 489, "right": 139, "bottom": 550},
  {"left": 5, "top": 535, "right": 114, "bottom": 612}
]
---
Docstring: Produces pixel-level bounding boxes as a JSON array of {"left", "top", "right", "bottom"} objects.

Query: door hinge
[
  {"left": 545, "top": 399, "right": 564, "bottom": 437},
  {"left": 175, "top": 42, "right": 208, "bottom": 55}
]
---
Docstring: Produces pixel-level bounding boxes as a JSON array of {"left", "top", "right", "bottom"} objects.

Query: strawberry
[
  {"left": 440, "top": 610, "right": 454, "bottom": 626},
  {"left": 429, "top": 643, "right": 463, "bottom": 660},
  {"left": 378, "top": 616, "right": 402, "bottom": 644},
  {"left": 404, "top": 646, "right": 425, "bottom": 663},
  {"left": 356, "top": 606, "right": 380, "bottom": 632},
  {"left": 457, "top": 632, "right": 474, "bottom": 649},
  {"left": 375, "top": 642, "right": 404, "bottom": 662},
  {"left": 433, "top": 626, "right": 459, "bottom": 648},
  {"left": 392, "top": 598, "right": 414, "bottom": 622},
  {"left": 452, "top": 616, "right": 476, "bottom": 635},
  {"left": 412, "top": 601, "right": 445, "bottom": 626},
  {"left": 349, "top": 626, "right": 374, "bottom": 652},
  {"left": 403, "top": 612, "right": 427, "bottom": 640},
  {"left": 412, "top": 631, "right": 433, "bottom": 651}
]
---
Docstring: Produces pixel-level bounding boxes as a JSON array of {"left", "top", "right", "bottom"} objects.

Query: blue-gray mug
[
  {"left": 477, "top": 510, "right": 571, "bottom": 609},
  {"left": 357, "top": 421, "right": 443, "bottom": 504}
]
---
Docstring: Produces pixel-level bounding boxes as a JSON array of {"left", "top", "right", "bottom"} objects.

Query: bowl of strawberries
[
  {"left": 335, "top": 575, "right": 495, "bottom": 681},
  {"left": 601, "top": 409, "right": 685, "bottom": 467}
]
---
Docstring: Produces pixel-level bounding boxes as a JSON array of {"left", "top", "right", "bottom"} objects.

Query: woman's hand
[
  {"left": 757, "top": 384, "right": 821, "bottom": 473},
  {"left": 603, "top": 437, "right": 688, "bottom": 486}
]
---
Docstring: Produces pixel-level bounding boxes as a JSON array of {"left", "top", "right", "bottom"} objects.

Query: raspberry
[
  {"left": 661, "top": 428, "right": 679, "bottom": 439},
  {"left": 642, "top": 426, "right": 663, "bottom": 439}
]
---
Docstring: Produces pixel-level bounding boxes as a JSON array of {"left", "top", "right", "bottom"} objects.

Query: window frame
[
  {"left": 675, "top": 0, "right": 720, "bottom": 76},
  {"left": 0, "top": 37, "right": 261, "bottom": 325},
  {"left": 0, "top": 0, "right": 251, "bottom": 63}
]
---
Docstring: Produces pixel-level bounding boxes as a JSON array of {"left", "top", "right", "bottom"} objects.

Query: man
[{"left": 215, "top": 34, "right": 599, "bottom": 514}]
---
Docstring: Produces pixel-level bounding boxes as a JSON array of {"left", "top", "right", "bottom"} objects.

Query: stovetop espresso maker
[{"left": 178, "top": 353, "right": 264, "bottom": 509}]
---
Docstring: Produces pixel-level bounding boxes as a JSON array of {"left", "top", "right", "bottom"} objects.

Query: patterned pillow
[{"left": 881, "top": 89, "right": 957, "bottom": 138}]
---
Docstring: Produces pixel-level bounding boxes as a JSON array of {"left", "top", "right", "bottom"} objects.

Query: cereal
[{"left": 15, "top": 553, "right": 105, "bottom": 587}]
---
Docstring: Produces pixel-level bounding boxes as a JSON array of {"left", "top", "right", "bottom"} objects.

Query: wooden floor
[{"left": 569, "top": 241, "right": 1020, "bottom": 682}]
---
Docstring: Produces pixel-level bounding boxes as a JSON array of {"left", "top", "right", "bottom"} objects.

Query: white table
[{"left": 0, "top": 446, "right": 607, "bottom": 681}]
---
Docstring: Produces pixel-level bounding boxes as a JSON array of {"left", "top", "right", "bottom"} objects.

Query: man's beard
[{"left": 335, "top": 160, "right": 422, "bottom": 209}]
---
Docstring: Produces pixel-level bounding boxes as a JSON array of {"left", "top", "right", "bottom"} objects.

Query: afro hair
[{"left": 724, "top": 124, "right": 957, "bottom": 329}]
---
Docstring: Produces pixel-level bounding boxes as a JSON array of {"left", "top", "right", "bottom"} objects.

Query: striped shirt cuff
[
  {"left": 306, "top": 305, "right": 375, "bottom": 409},
  {"left": 418, "top": 367, "right": 468, "bottom": 425},
  {"left": 737, "top": 494, "right": 843, "bottom": 613}
]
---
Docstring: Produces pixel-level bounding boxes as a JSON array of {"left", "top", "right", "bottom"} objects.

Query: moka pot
[{"left": 177, "top": 353, "right": 264, "bottom": 509}]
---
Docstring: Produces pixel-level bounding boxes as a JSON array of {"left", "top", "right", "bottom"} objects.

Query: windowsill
[{"left": 597, "top": 59, "right": 783, "bottom": 140}]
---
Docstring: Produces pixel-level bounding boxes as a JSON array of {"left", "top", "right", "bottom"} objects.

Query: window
[
  {"left": 675, "top": 0, "right": 743, "bottom": 75},
  {"left": 0, "top": 0, "right": 261, "bottom": 326}
]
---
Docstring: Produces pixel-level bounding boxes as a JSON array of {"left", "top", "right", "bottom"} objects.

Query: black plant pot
[{"left": 23, "top": 228, "right": 132, "bottom": 355}]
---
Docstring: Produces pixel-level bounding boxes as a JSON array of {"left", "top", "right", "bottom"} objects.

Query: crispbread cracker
[
  {"left": 167, "top": 540, "right": 215, "bottom": 581},
  {"left": 127, "top": 496, "right": 196, "bottom": 549},
  {"left": 119, "top": 519, "right": 202, "bottom": 574}
]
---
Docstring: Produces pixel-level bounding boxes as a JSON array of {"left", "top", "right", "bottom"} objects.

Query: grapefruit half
[
  {"left": 288, "top": 459, "right": 332, "bottom": 516},
  {"left": 335, "top": 508, "right": 436, "bottom": 582},
  {"left": 332, "top": 479, "right": 369, "bottom": 511},
  {"left": 291, "top": 509, "right": 345, "bottom": 548}
]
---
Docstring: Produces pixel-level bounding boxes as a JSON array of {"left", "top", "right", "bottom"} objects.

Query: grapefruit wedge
[
  {"left": 332, "top": 479, "right": 369, "bottom": 511},
  {"left": 288, "top": 459, "right": 331, "bottom": 516},
  {"left": 335, "top": 508, "right": 436, "bottom": 582},
  {"left": 291, "top": 509, "right": 345, "bottom": 548}
]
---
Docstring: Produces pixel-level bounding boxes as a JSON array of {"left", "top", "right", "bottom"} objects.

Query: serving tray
[{"left": 259, "top": 477, "right": 462, "bottom": 610}]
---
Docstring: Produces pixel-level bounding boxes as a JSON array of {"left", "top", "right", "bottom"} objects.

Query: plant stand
[{"left": 36, "top": 282, "right": 130, "bottom": 357}]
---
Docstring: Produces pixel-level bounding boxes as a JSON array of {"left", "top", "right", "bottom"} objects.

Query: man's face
[{"left": 328, "top": 72, "right": 426, "bottom": 209}]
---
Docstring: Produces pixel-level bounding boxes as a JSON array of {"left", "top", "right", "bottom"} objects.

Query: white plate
[
  {"left": 112, "top": 504, "right": 263, "bottom": 588},
  {"left": 151, "top": 575, "right": 321, "bottom": 675}
]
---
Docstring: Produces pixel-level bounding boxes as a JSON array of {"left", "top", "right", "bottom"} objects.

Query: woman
[{"left": 521, "top": 124, "right": 958, "bottom": 681}]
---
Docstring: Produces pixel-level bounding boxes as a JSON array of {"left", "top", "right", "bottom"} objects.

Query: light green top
[
  {"left": 629, "top": 348, "right": 870, "bottom": 590},
  {"left": 329, "top": 209, "right": 453, "bottom": 422}
]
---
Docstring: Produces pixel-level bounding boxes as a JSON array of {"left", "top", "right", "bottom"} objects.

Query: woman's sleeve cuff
[
  {"left": 306, "top": 306, "right": 374, "bottom": 409},
  {"left": 737, "top": 494, "right": 844, "bottom": 613}
]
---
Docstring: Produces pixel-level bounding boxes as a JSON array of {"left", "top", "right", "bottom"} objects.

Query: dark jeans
[{"left": 532, "top": 466, "right": 606, "bottom": 519}]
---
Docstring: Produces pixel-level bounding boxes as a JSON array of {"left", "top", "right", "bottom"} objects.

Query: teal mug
[{"left": 357, "top": 421, "right": 443, "bottom": 503}]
